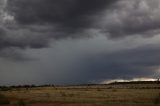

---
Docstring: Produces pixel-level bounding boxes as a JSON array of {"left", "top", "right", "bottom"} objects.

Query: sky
[{"left": 0, "top": 0, "right": 160, "bottom": 85}]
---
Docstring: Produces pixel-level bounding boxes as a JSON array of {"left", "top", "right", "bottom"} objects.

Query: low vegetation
[
  {"left": 154, "top": 93, "right": 160, "bottom": 105},
  {"left": 0, "top": 82, "right": 159, "bottom": 106},
  {"left": 0, "top": 93, "right": 10, "bottom": 105},
  {"left": 17, "top": 99, "right": 27, "bottom": 106}
]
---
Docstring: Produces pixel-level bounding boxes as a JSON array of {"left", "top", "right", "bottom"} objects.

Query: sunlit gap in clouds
[{"left": 100, "top": 78, "right": 158, "bottom": 84}]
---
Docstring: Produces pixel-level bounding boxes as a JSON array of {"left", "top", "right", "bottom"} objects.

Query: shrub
[
  {"left": 46, "top": 93, "right": 50, "bottom": 98},
  {"left": 0, "top": 93, "right": 10, "bottom": 105},
  {"left": 0, "top": 87, "right": 12, "bottom": 91},
  {"left": 60, "top": 91, "right": 67, "bottom": 97},
  {"left": 154, "top": 93, "right": 160, "bottom": 105},
  {"left": 112, "top": 89, "right": 117, "bottom": 92},
  {"left": 17, "top": 99, "right": 27, "bottom": 106},
  {"left": 97, "top": 88, "right": 102, "bottom": 91}
]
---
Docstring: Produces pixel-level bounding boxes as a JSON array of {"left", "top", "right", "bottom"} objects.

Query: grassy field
[{"left": 0, "top": 84, "right": 160, "bottom": 106}]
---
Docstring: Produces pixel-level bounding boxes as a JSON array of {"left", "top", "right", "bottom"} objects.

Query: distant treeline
[
  {"left": 0, "top": 81, "right": 160, "bottom": 91},
  {"left": 0, "top": 84, "right": 56, "bottom": 91},
  {"left": 109, "top": 81, "right": 160, "bottom": 85}
]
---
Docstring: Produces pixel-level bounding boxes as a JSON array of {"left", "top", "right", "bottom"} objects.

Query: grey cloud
[
  {"left": 7, "top": 0, "right": 116, "bottom": 30},
  {"left": 0, "top": 48, "right": 34, "bottom": 61},
  {"left": 0, "top": 28, "right": 49, "bottom": 49},
  {"left": 6, "top": 0, "right": 160, "bottom": 46},
  {"left": 0, "top": 0, "right": 117, "bottom": 55},
  {"left": 0, "top": 27, "right": 6, "bottom": 36},
  {"left": 0, "top": 0, "right": 160, "bottom": 84},
  {"left": 100, "top": 0, "right": 160, "bottom": 38},
  {"left": 0, "top": 26, "right": 50, "bottom": 60},
  {"left": 78, "top": 45, "right": 160, "bottom": 81},
  {"left": 0, "top": 34, "right": 160, "bottom": 84}
]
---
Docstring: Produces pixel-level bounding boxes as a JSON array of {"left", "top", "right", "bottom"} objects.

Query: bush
[
  {"left": 60, "top": 91, "right": 67, "bottom": 97},
  {"left": 154, "top": 93, "right": 160, "bottom": 105},
  {"left": 0, "top": 87, "right": 12, "bottom": 91},
  {"left": 112, "top": 89, "right": 117, "bottom": 92},
  {"left": 17, "top": 99, "right": 27, "bottom": 106},
  {"left": 0, "top": 93, "right": 10, "bottom": 105}
]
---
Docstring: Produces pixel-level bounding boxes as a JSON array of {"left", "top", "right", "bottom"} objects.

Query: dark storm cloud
[
  {"left": 0, "top": 25, "right": 50, "bottom": 60},
  {"left": 0, "top": 0, "right": 117, "bottom": 54},
  {"left": 6, "top": 0, "right": 160, "bottom": 40},
  {"left": 1, "top": 0, "right": 160, "bottom": 84},
  {"left": 79, "top": 45, "right": 160, "bottom": 81},
  {"left": 7, "top": 0, "right": 117, "bottom": 30},
  {"left": 1, "top": 0, "right": 160, "bottom": 62},
  {"left": 0, "top": 27, "right": 6, "bottom": 36},
  {"left": 0, "top": 28, "right": 49, "bottom": 50},
  {"left": 0, "top": 48, "right": 34, "bottom": 61}
]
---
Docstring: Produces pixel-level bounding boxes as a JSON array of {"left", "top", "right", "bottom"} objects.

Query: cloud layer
[
  {"left": 3, "top": 0, "right": 160, "bottom": 49},
  {"left": 0, "top": 0, "right": 160, "bottom": 85},
  {"left": 100, "top": 0, "right": 160, "bottom": 38}
]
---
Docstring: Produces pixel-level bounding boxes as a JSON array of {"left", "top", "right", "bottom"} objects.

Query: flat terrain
[{"left": 0, "top": 83, "right": 160, "bottom": 106}]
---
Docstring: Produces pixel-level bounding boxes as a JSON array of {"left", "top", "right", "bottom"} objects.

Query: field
[{"left": 0, "top": 83, "right": 160, "bottom": 106}]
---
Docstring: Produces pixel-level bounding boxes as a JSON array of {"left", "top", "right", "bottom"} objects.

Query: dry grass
[
  {"left": 0, "top": 93, "right": 10, "bottom": 105},
  {"left": 0, "top": 84, "right": 160, "bottom": 106},
  {"left": 154, "top": 93, "right": 160, "bottom": 105}
]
